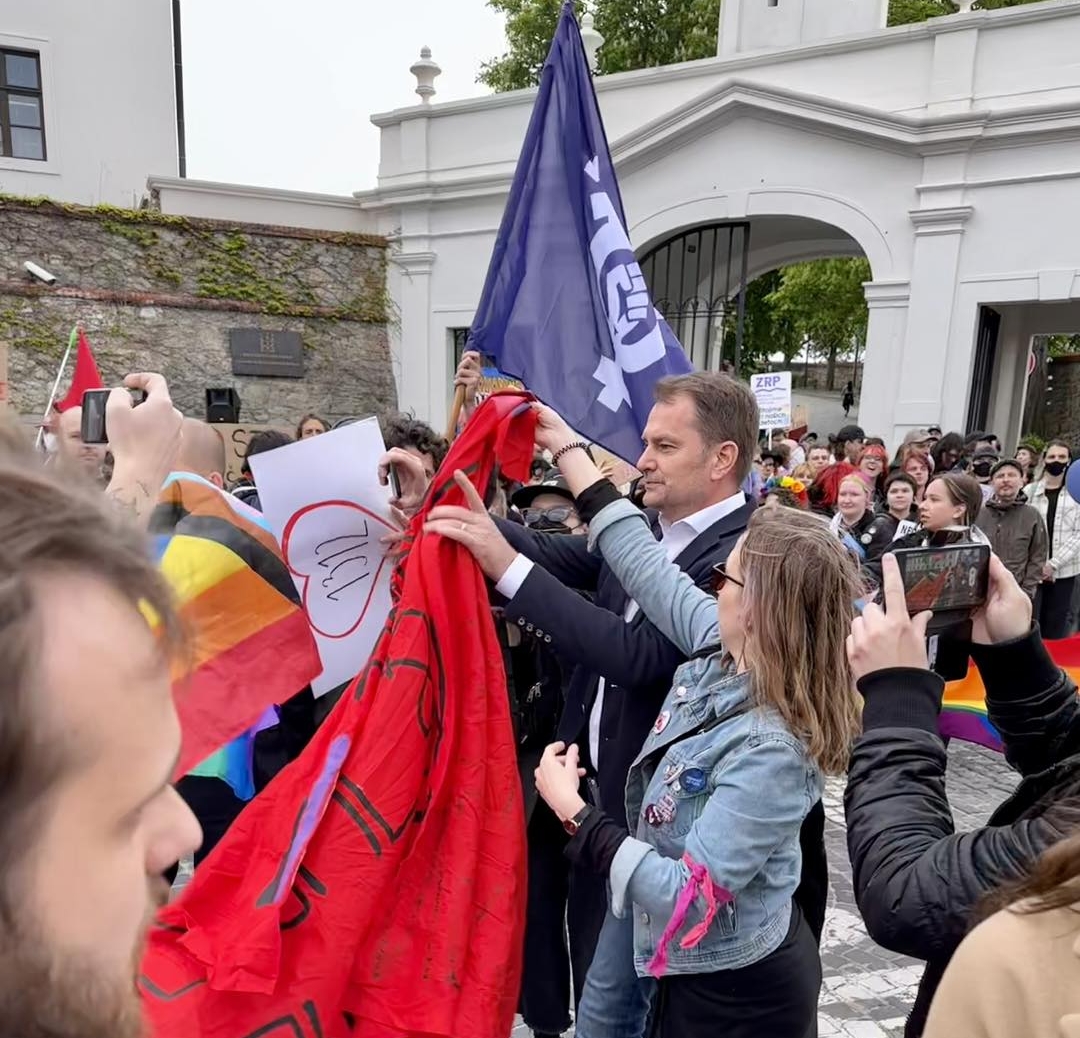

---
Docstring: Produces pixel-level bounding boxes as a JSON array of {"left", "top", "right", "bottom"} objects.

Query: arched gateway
[{"left": 360, "top": 0, "right": 1080, "bottom": 451}]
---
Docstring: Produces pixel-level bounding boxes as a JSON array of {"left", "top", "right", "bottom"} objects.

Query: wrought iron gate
[{"left": 638, "top": 222, "right": 751, "bottom": 374}]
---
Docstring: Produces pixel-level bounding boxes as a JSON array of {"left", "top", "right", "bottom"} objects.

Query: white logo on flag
[{"left": 585, "top": 156, "right": 666, "bottom": 412}]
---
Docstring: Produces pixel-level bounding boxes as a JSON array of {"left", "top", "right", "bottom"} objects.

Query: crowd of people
[
  {"left": 2, "top": 353, "right": 1080, "bottom": 1038},
  {"left": 748, "top": 418, "right": 1078, "bottom": 639}
]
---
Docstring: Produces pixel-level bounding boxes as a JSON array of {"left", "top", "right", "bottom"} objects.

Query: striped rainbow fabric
[
  {"left": 151, "top": 473, "right": 321, "bottom": 780},
  {"left": 941, "top": 633, "right": 1080, "bottom": 751}
]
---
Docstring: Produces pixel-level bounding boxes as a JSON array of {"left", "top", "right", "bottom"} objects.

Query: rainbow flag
[
  {"left": 941, "top": 633, "right": 1080, "bottom": 751},
  {"left": 151, "top": 473, "right": 321, "bottom": 780}
]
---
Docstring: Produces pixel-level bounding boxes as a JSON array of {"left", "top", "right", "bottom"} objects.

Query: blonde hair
[
  {"left": 739, "top": 509, "right": 862, "bottom": 775},
  {"left": 791, "top": 463, "right": 814, "bottom": 484},
  {"left": 839, "top": 472, "right": 872, "bottom": 501}
]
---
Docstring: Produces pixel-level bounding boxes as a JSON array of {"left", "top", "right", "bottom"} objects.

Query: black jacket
[
  {"left": 495, "top": 500, "right": 756, "bottom": 828},
  {"left": 844, "top": 627, "right": 1080, "bottom": 1036},
  {"left": 842, "top": 510, "right": 896, "bottom": 566}
]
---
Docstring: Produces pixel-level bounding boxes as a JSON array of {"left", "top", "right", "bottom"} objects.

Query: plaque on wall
[{"left": 229, "top": 329, "right": 305, "bottom": 378}]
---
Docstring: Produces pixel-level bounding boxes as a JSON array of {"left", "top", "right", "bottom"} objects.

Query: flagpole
[
  {"left": 445, "top": 385, "right": 466, "bottom": 443},
  {"left": 34, "top": 326, "right": 77, "bottom": 450}
]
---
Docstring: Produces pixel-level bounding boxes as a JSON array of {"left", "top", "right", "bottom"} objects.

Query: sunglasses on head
[
  {"left": 522, "top": 505, "right": 575, "bottom": 526},
  {"left": 710, "top": 561, "right": 745, "bottom": 594}
]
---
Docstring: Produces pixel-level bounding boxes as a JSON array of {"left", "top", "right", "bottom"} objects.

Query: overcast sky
[{"left": 180, "top": 0, "right": 507, "bottom": 196}]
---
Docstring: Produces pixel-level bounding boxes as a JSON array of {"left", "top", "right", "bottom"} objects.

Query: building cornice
[
  {"left": 909, "top": 205, "right": 974, "bottom": 236},
  {"left": 148, "top": 175, "right": 363, "bottom": 211},
  {"left": 368, "top": 0, "right": 1080, "bottom": 129},
  {"left": 360, "top": 79, "right": 1080, "bottom": 210}
]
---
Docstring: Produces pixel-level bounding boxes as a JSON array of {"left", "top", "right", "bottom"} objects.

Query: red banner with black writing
[{"left": 140, "top": 392, "right": 536, "bottom": 1038}]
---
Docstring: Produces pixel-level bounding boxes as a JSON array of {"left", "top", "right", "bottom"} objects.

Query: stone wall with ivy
[{"left": 0, "top": 197, "right": 396, "bottom": 425}]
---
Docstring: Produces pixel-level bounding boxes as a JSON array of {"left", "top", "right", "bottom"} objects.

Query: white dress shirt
[{"left": 494, "top": 490, "right": 746, "bottom": 768}]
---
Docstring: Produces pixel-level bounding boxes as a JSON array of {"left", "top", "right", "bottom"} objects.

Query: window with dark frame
[
  {"left": 449, "top": 328, "right": 496, "bottom": 369},
  {"left": 0, "top": 48, "right": 45, "bottom": 161}
]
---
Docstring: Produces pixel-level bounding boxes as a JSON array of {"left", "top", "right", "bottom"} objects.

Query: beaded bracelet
[{"left": 551, "top": 440, "right": 590, "bottom": 466}]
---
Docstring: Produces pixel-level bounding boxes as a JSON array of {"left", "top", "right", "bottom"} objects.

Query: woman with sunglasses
[{"left": 518, "top": 403, "right": 862, "bottom": 1038}]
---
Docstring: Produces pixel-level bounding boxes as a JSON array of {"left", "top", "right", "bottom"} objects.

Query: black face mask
[
  {"left": 1045, "top": 461, "right": 1068, "bottom": 477},
  {"left": 531, "top": 517, "right": 574, "bottom": 535},
  {"left": 972, "top": 461, "right": 992, "bottom": 478}
]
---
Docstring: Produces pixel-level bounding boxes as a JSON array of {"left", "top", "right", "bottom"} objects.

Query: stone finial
[
  {"left": 410, "top": 46, "right": 441, "bottom": 104},
  {"left": 580, "top": 13, "right": 604, "bottom": 73}
]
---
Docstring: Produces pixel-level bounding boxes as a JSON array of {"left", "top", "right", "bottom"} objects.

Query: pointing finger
[{"left": 453, "top": 469, "right": 488, "bottom": 515}]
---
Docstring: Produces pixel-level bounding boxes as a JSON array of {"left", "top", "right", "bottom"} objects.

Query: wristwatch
[{"left": 563, "top": 804, "right": 594, "bottom": 837}]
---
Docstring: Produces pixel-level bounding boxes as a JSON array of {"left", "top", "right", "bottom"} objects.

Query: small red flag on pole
[{"left": 55, "top": 327, "right": 104, "bottom": 413}]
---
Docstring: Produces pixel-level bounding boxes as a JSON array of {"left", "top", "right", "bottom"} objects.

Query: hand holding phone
[
  {"left": 891, "top": 543, "right": 990, "bottom": 633},
  {"left": 80, "top": 387, "right": 147, "bottom": 444},
  {"left": 847, "top": 555, "right": 932, "bottom": 682},
  {"left": 971, "top": 553, "right": 1033, "bottom": 646}
]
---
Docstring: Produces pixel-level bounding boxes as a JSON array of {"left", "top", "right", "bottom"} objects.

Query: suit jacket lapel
[{"left": 671, "top": 499, "right": 757, "bottom": 575}]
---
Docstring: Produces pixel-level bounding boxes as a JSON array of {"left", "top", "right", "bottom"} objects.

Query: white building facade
[
  {"left": 0, "top": 0, "right": 179, "bottom": 206},
  {"left": 359, "top": 0, "right": 1080, "bottom": 451}
]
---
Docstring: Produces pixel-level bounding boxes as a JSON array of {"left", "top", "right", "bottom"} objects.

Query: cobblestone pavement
[{"left": 513, "top": 740, "right": 1018, "bottom": 1038}]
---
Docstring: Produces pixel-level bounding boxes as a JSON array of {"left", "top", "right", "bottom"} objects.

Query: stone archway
[{"left": 637, "top": 207, "right": 872, "bottom": 377}]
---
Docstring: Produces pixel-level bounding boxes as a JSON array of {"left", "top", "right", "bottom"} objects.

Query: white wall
[
  {"left": 362, "top": 0, "right": 1080, "bottom": 444},
  {"left": 151, "top": 176, "right": 375, "bottom": 234},
  {"left": 718, "top": 0, "right": 890, "bottom": 58},
  {"left": 0, "top": 0, "right": 177, "bottom": 206}
]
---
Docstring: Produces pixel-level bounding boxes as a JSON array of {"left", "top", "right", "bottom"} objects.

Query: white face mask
[{"left": 42, "top": 431, "right": 58, "bottom": 454}]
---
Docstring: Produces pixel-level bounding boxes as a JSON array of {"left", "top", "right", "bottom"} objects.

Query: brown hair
[
  {"left": 0, "top": 436, "right": 181, "bottom": 918},
  {"left": 739, "top": 508, "right": 862, "bottom": 775},
  {"left": 295, "top": 413, "right": 329, "bottom": 439},
  {"left": 899, "top": 446, "right": 934, "bottom": 474},
  {"left": 654, "top": 372, "right": 759, "bottom": 484},
  {"left": 927, "top": 472, "right": 984, "bottom": 526}
]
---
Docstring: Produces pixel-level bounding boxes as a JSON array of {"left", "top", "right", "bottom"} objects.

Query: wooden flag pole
[{"left": 445, "top": 384, "right": 466, "bottom": 443}]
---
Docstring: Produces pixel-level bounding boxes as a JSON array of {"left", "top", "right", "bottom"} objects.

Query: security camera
[{"left": 23, "top": 260, "right": 57, "bottom": 285}]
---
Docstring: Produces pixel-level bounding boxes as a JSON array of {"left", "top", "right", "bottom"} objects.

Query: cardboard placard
[
  {"left": 249, "top": 419, "right": 395, "bottom": 696},
  {"left": 751, "top": 372, "right": 793, "bottom": 431},
  {"left": 213, "top": 423, "right": 290, "bottom": 487}
]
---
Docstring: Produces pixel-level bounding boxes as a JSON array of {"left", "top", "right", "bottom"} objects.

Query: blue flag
[{"left": 468, "top": 1, "right": 692, "bottom": 463}]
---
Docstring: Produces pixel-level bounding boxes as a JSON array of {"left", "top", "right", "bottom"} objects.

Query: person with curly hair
[{"left": 381, "top": 414, "right": 449, "bottom": 481}]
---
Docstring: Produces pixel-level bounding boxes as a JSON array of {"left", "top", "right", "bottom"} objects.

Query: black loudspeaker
[{"left": 205, "top": 387, "right": 241, "bottom": 424}]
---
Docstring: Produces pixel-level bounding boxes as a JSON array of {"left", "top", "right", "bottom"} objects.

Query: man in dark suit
[{"left": 428, "top": 371, "right": 759, "bottom": 1038}]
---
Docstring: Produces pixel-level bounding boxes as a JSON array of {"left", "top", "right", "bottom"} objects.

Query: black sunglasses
[
  {"left": 710, "top": 561, "right": 745, "bottom": 594},
  {"left": 522, "top": 505, "right": 575, "bottom": 526}
]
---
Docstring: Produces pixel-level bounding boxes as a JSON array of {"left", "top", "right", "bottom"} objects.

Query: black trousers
[
  {"left": 519, "top": 800, "right": 607, "bottom": 1035},
  {"left": 1036, "top": 575, "right": 1077, "bottom": 640},
  {"left": 648, "top": 905, "right": 821, "bottom": 1038}
]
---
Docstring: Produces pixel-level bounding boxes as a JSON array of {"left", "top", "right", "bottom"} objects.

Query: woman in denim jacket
[
  {"left": 424, "top": 405, "right": 861, "bottom": 1036},
  {"left": 526, "top": 406, "right": 861, "bottom": 1037}
]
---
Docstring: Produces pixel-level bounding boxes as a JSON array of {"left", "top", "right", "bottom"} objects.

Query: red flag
[
  {"left": 141, "top": 391, "right": 535, "bottom": 1038},
  {"left": 55, "top": 327, "right": 104, "bottom": 412}
]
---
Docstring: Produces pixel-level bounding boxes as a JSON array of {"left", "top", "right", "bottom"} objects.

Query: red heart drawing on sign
[{"left": 281, "top": 500, "right": 395, "bottom": 640}]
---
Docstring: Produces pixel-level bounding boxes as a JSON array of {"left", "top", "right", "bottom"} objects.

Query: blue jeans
[{"left": 575, "top": 905, "right": 655, "bottom": 1038}]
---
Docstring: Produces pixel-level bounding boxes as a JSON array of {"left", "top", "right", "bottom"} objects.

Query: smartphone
[
  {"left": 80, "top": 387, "right": 146, "bottom": 444},
  {"left": 387, "top": 462, "right": 402, "bottom": 500},
  {"left": 892, "top": 543, "right": 991, "bottom": 618}
]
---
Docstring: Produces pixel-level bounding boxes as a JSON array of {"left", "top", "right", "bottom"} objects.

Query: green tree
[
  {"left": 767, "top": 259, "right": 871, "bottom": 390},
  {"left": 480, "top": 0, "right": 721, "bottom": 91},
  {"left": 889, "top": 0, "right": 1047, "bottom": 25},
  {"left": 718, "top": 269, "right": 800, "bottom": 375},
  {"left": 480, "top": 0, "right": 1049, "bottom": 91}
]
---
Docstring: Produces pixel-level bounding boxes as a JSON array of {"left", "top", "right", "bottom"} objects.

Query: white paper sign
[
  {"left": 750, "top": 372, "right": 793, "bottom": 431},
  {"left": 250, "top": 419, "right": 395, "bottom": 697}
]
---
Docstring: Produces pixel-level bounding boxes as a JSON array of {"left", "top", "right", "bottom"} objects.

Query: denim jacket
[{"left": 588, "top": 498, "right": 823, "bottom": 976}]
